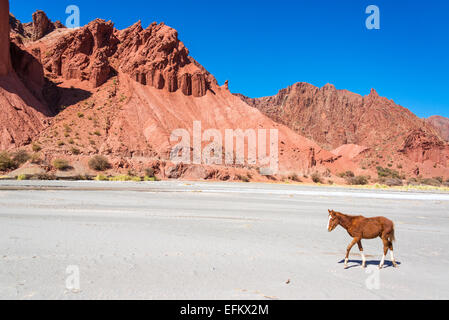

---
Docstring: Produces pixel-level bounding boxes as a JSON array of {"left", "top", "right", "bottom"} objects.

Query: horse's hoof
[
  {"left": 378, "top": 265, "right": 383, "bottom": 270},
  {"left": 362, "top": 265, "right": 367, "bottom": 269}
]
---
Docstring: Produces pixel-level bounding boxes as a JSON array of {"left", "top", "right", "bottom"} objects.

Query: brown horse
[{"left": 327, "top": 209, "right": 397, "bottom": 269}]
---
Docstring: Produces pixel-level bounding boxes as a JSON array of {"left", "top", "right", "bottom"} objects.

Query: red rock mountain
[
  {"left": 238, "top": 82, "right": 449, "bottom": 178},
  {"left": 0, "top": 1, "right": 447, "bottom": 180},
  {"left": 427, "top": 115, "right": 449, "bottom": 142},
  {"left": 0, "top": 0, "right": 55, "bottom": 150},
  {"left": 1, "top": 3, "right": 357, "bottom": 181}
]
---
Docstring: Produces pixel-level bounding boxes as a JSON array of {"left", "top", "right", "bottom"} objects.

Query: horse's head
[{"left": 327, "top": 209, "right": 339, "bottom": 232}]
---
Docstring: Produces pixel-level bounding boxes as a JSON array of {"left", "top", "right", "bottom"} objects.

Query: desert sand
[{"left": 0, "top": 180, "right": 448, "bottom": 300}]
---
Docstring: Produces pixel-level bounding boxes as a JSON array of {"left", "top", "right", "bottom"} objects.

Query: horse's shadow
[{"left": 338, "top": 259, "right": 402, "bottom": 269}]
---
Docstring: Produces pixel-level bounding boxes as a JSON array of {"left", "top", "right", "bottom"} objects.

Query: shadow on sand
[{"left": 338, "top": 259, "right": 402, "bottom": 269}]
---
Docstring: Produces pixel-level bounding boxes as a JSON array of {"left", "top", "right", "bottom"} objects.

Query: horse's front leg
[
  {"left": 357, "top": 240, "right": 366, "bottom": 268},
  {"left": 344, "top": 238, "right": 359, "bottom": 269}
]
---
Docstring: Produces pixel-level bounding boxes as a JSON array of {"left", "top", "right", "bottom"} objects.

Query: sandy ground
[{"left": 0, "top": 180, "right": 448, "bottom": 300}]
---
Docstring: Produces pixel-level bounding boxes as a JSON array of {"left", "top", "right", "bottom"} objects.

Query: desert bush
[
  {"left": 12, "top": 150, "right": 30, "bottom": 165},
  {"left": 0, "top": 152, "right": 17, "bottom": 171},
  {"left": 420, "top": 178, "right": 441, "bottom": 187},
  {"left": 377, "top": 166, "right": 401, "bottom": 179},
  {"left": 236, "top": 175, "right": 250, "bottom": 183},
  {"left": 32, "top": 143, "right": 42, "bottom": 152},
  {"left": 88, "top": 156, "right": 111, "bottom": 171},
  {"left": 53, "top": 159, "right": 71, "bottom": 171},
  {"left": 346, "top": 175, "right": 369, "bottom": 185},
  {"left": 311, "top": 172, "right": 322, "bottom": 184},
  {"left": 109, "top": 175, "right": 141, "bottom": 182},
  {"left": 30, "top": 153, "right": 42, "bottom": 164},
  {"left": 94, "top": 174, "right": 109, "bottom": 181},
  {"left": 144, "top": 176, "right": 160, "bottom": 182},
  {"left": 71, "top": 147, "right": 81, "bottom": 155},
  {"left": 384, "top": 178, "right": 403, "bottom": 187},
  {"left": 17, "top": 174, "right": 27, "bottom": 181},
  {"left": 338, "top": 171, "right": 355, "bottom": 178},
  {"left": 288, "top": 173, "right": 301, "bottom": 182}
]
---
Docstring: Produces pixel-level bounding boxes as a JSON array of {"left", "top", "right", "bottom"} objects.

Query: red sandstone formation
[
  {"left": 0, "top": 1, "right": 447, "bottom": 180},
  {"left": 238, "top": 83, "right": 449, "bottom": 177},
  {"left": 427, "top": 115, "right": 449, "bottom": 142},
  {"left": 0, "top": 0, "right": 12, "bottom": 76}
]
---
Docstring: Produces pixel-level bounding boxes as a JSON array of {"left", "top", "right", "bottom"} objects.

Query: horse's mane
[{"left": 334, "top": 211, "right": 364, "bottom": 219}]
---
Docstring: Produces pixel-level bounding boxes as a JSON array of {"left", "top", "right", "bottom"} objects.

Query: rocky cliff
[
  {"left": 427, "top": 115, "right": 449, "bottom": 142},
  {"left": 0, "top": 0, "right": 12, "bottom": 75},
  {"left": 238, "top": 83, "right": 449, "bottom": 176}
]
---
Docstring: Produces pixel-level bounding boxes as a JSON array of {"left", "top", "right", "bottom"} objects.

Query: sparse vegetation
[
  {"left": 377, "top": 166, "right": 401, "bottom": 179},
  {"left": 109, "top": 175, "right": 141, "bottom": 182},
  {"left": 144, "top": 176, "right": 160, "bottom": 182},
  {"left": 88, "top": 155, "right": 111, "bottom": 171},
  {"left": 0, "top": 152, "right": 18, "bottom": 171},
  {"left": 71, "top": 147, "right": 81, "bottom": 155},
  {"left": 384, "top": 178, "right": 403, "bottom": 187},
  {"left": 311, "top": 172, "right": 322, "bottom": 184},
  {"left": 338, "top": 171, "right": 355, "bottom": 179},
  {"left": 12, "top": 150, "right": 30, "bottom": 165},
  {"left": 32, "top": 143, "right": 42, "bottom": 152},
  {"left": 346, "top": 175, "right": 369, "bottom": 185},
  {"left": 236, "top": 174, "right": 250, "bottom": 183},
  {"left": 94, "top": 174, "right": 109, "bottom": 181},
  {"left": 30, "top": 153, "right": 42, "bottom": 164},
  {"left": 287, "top": 173, "right": 301, "bottom": 182},
  {"left": 53, "top": 159, "right": 71, "bottom": 171}
]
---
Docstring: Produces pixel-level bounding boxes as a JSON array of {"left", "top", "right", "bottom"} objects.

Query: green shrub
[
  {"left": 109, "top": 175, "right": 141, "bottom": 182},
  {"left": 32, "top": 143, "right": 42, "bottom": 152},
  {"left": 311, "top": 172, "right": 322, "bottom": 184},
  {"left": 338, "top": 171, "right": 355, "bottom": 178},
  {"left": 17, "top": 174, "right": 27, "bottom": 181},
  {"left": 53, "top": 159, "right": 71, "bottom": 171},
  {"left": 236, "top": 174, "right": 250, "bottom": 183},
  {"left": 94, "top": 174, "right": 109, "bottom": 181},
  {"left": 12, "top": 150, "right": 31, "bottom": 165},
  {"left": 30, "top": 153, "right": 42, "bottom": 164},
  {"left": 377, "top": 166, "right": 401, "bottom": 179},
  {"left": 71, "top": 147, "right": 81, "bottom": 155},
  {"left": 144, "top": 176, "right": 159, "bottom": 182},
  {"left": 88, "top": 156, "right": 111, "bottom": 171},
  {"left": 0, "top": 152, "right": 17, "bottom": 171},
  {"left": 346, "top": 175, "right": 369, "bottom": 185}
]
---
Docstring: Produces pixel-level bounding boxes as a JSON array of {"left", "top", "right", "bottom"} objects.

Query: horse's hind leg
[
  {"left": 379, "top": 238, "right": 389, "bottom": 269},
  {"left": 389, "top": 241, "right": 398, "bottom": 268},
  {"left": 358, "top": 240, "right": 366, "bottom": 268}
]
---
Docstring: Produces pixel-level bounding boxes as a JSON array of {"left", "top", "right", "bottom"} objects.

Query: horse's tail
[{"left": 388, "top": 224, "right": 396, "bottom": 243}]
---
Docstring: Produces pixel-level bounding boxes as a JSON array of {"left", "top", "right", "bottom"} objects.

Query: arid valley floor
[{"left": 0, "top": 181, "right": 448, "bottom": 299}]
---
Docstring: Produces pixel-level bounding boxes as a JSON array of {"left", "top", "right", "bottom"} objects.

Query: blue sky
[{"left": 11, "top": 0, "right": 449, "bottom": 118}]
